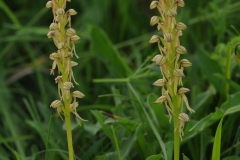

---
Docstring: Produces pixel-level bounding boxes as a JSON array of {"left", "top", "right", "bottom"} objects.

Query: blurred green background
[{"left": 0, "top": 0, "right": 240, "bottom": 159}]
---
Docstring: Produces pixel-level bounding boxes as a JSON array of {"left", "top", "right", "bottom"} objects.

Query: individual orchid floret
[
  {"left": 149, "top": 35, "right": 160, "bottom": 43},
  {"left": 50, "top": 100, "right": 64, "bottom": 120},
  {"left": 70, "top": 102, "right": 88, "bottom": 122},
  {"left": 150, "top": 1, "right": 159, "bottom": 9},
  {"left": 154, "top": 96, "right": 173, "bottom": 123},
  {"left": 175, "top": 113, "right": 189, "bottom": 141},
  {"left": 178, "top": 87, "right": 195, "bottom": 113}
]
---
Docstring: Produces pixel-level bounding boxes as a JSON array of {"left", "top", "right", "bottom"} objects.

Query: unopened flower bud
[
  {"left": 177, "top": 0, "right": 185, "bottom": 7},
  {"left": 178, "top": 113, "right": 189, "bottom": 122},
  {"left": 49, "top": 23, "right": 58, "bottom": 30},
  {"left": 63, "top": 82, "right": 74, "bottom": 90},
  {"left": 67, "top": 9, "right": 77, "bottom": 16},
  {"left": 176, "top": 22, "right": 187, "bottom": 30},
  {"left": 154, "top": 96, "right": 167, "bottom": 104},
  {"left": 150, "top": 1, "right": 159, "bottom": 9},
  {"left": 50, "top": 100, "right": 62, "bottom": 108},
  {"left": 72, "top": 91, "right": 85, "bottom": 98},
  {"left": 151, "top": 54, "right": 166, "bottom": 66},
  {"left": 176, "top": 46, "right": 187, "bottom": 54},
  {"left": 173, "top": 69, "right": 185, "bottom": 77},
  {"left": 153, "top": 79, "right": 166, "bottom": 86},
  {"left": 167, "top": 8, "right": 177, "bottom": 17},
  {"left": 66, "top": 28, "right": 76, "bottom": 37},
  {"left": 178, "top": 87, "right": 190, "bottom": 95},
  {"left": 70, "top": 35, "right": 81, "bottom": 42},
  {"left": 149, "top": 35, "right": 160, "bottom": 43},
  {"left": 46, "top": 1, "right": 52, "bottom": 8},
  {"left": 164, "top": 33, "right": 173, "bottom": 42},
  {"left": 180, "top": 59, "right": 192, "bottom": 67},
  {"left": 150, "top": 16, "right": 159, "bottom": 26}
]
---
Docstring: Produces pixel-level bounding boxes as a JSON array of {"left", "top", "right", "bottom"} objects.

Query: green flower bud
[
  {"left": 72, "top": 91, "right": 85, "bottom": 98},
  {"left": 149, "top": 35, "right": 160, "bottom": 43},
  {"left": 50, "top": 100, "right": 62, "bottom": 108},
  {"left": 70, "top": 35, "right": 81, "bottom": 42},
  {"left": 173, "top": 69, "right": 185, "bottom": 77},
  {"left": 66, "top": 28, "right": 76, "bottom": 37},
  {"left": 178, "top": 113, "right": 189, "bottom": 122},
  {"left": 164, "top": 33, "right": 173, "bottom": 42},
  {"left": 49, "top": 23, "right": 58, "bottom": 30},
  {"left": 176, "top": 46, "right": 187, "bottom": 54},
  {"left": 67, "top": 9, "right": 77, "bottom": 16},
  {"left": 154, "top": 96, "right": 167, "bottom": 104},
  {"left": 178, "top": 87, "right": 190, "bottom": 95},
  {"left": 177, "top": 0, "right": 185, "bottom": 7},
  {"left": 167, "top": 8, "right": 177, "bottom": 17},
  {"left": 151, "top": 54, "right": 166, "bottom": 66},
  {"left": 176, "top": 22, "right": 187, "bottom": 30},
  {"left": 180, "top": 59, "right": 192, "bottom": 67},
  {"left": 150, "top": 1, "right": 159, "bottom": 9},
  {"left": 150, "top": 16, "right": 159, "bottom": 26},
  {"left": 63, "top": 82, "right": 74, "bottom": 90},
  {"left": 46, "top": 1, "right": 52, "bottom": 8},
  {"left": 153, "top": 79, "right": 166, "bottom": 86}
]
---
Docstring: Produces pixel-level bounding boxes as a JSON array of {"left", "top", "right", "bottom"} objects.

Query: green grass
[{"left": 0, "top": 0, "right": 240, "bottom": 159}]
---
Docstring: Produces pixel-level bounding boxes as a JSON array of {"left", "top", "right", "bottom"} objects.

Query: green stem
[
  {"left": 173, "top": 95, "right": 180, "bottom": 160},
  {"left": 64, "top": 100, "right": 74, "bottom": 160}
]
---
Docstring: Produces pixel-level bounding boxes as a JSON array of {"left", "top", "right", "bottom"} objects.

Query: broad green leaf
[
  {"left": 91, "top": 26, "right": 132, "bottom": 77},
  {"left": 212, "top": 105, "right": 240, "bottom": 160},
  {"left": 146, "top": 154, "right": 163, "bottom": 160}
]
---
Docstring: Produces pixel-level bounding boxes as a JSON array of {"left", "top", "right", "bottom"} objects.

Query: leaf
[
  {"left": 211, "top": 105, "right": 240, "bottom": 160},
  {"left": 146, "top": 154, "right": 163, "bottom": 160},
  {"left": 142, "top": 107, "right": 167, "bottom": 159},
  {"left": 91, "top": 110, "right": 114, "bottom": 142},
  {"left": 222, "top": 156, "right": 240, "bottom": 160},
  {"left": 197, "top": 51, "right": 223, "bottom": 92},
  {"left": 183, "top": 154, "right": 190, "bottom": 160},
  {"left": 91, "top": 26, "right": 132, "bottom": 77},
  {"left": 121, "top": 124, "right": 143, "bottom": 159}
]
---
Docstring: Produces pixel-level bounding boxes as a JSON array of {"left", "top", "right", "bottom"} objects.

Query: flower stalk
[
  {"left": 46, "top": 1, "right": 86, "bottom": 159},
  {"left": 150, "top": 0, "right": 194, "bottom": 159}
]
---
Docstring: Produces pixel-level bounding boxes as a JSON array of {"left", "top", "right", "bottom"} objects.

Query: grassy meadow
[{"left": 0, "top": 0, "right": 240, "bottom": 159}]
